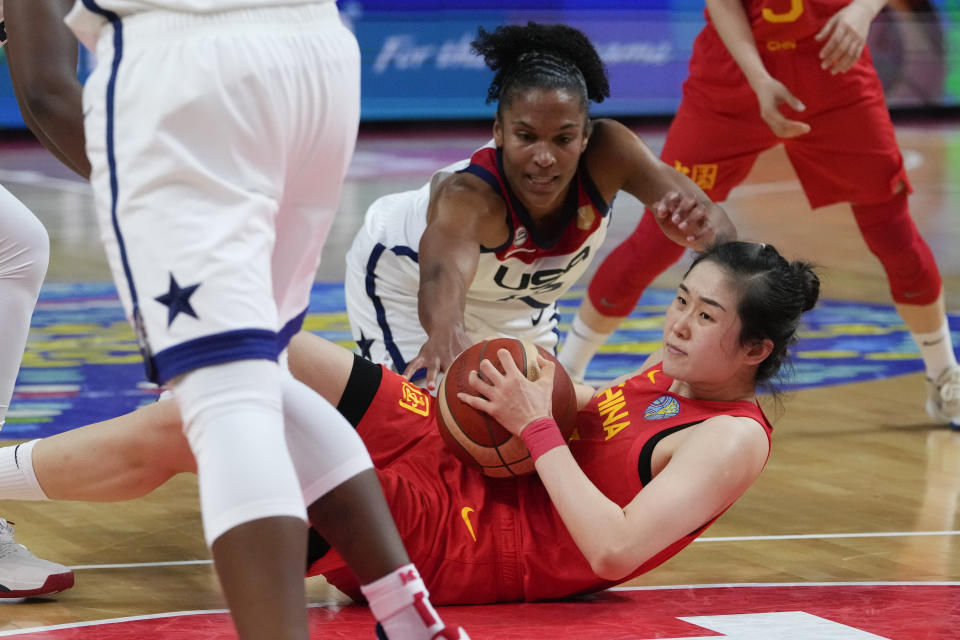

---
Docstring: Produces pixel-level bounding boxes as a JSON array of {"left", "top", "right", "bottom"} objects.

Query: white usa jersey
[
  {"left": 461, "top": 145, "right": 611, "bottom": 315},
  {"left": 343, "top": 143, "right": 611, "bottom": 375}
]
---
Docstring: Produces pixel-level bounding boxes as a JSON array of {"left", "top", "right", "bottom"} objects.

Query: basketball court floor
[{"left": 0, "top": 117, "right": 958, "bottom": 638}]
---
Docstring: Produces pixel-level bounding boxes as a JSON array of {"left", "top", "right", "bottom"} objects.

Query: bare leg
[
  {"left": 212, "top": 517, "right": 309, "bottom": 640},
  {"left": 307, "top": 469, "right": 408, "bottom": 583},
  {"left": 32, "top": 399, "right": 193, "bottom": 501},
  {"left": 578, "top": 296, "right": 629, "bottom": 334},
  {"left": 896, "top": 292, "right": 946, "bottom": 335}
]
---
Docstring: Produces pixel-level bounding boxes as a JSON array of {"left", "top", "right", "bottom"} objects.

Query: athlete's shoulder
[
  {"left": 693, "top": 413, "right": 771, "bottom": 462},
  {"left": 583, "top": 118, "right": 652, "bottom": 192},
  {"left": 432, "top": 171, "right": 502, "bottom": 209},
  {"left": 426, "top": 171, "right": 509, "bottom": 245}
]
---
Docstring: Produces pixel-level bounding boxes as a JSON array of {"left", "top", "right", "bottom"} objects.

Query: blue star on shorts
[
  {"left": 155, "top": 273, "right": 200, "bottom": 327},
  {"left": 356, "top": 331, "right": 375, "bottom": 359}
]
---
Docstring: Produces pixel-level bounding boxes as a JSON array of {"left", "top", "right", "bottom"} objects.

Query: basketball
[{"left": 436, "top": 337, "right": 579, "bottom": 478}]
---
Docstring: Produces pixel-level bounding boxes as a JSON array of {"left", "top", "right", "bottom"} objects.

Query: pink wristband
[{"left": 520, "top": 417, "right": 566, "bottom": 462}]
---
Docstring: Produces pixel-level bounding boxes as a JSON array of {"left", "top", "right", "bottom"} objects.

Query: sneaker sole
[{"left": 0, "top": 571, "right": 75, "bottom": 598}]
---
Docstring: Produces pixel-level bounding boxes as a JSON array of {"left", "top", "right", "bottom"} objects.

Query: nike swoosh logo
[
  {"left": 460, "top": 507, "right": 477, "bottom": 542},
  {"left": 922, "top": 338, "right": 944, "bottom": 347},
  {"left": 901, "top": 290, "right": 929, "bottom": 299},
  {"left": 599, "top": 297, "right": 618, "bottom": 308}
]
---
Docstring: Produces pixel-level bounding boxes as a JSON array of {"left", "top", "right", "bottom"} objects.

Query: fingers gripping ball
[{"left": 436, "top": 338, "right": 578, "bottom": 478}]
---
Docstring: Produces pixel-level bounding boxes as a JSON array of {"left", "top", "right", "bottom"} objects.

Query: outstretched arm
[
  {"left": 461, "top": 351, "right": 769, "bottom": 581},
  {"left": 588, "top": 120, "right": 736, "bottom": 251},
  {"left": 5, "top": 0, "right": 90, "bottom": 178},
  {"left": 403, "top": 175, "right": 506, "bottom": 390}
]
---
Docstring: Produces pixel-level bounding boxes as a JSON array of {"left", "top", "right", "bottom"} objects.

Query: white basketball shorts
[{"left": 80, "top": 3, "right": 359, "bottom": 384}]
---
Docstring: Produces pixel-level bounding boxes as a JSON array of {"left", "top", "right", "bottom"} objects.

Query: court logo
[
  {"left": 645, "top": 394, "right": 680, "bottom": 420},
  {"left": 398, "top": 381, "right": 430, "bottom": 416}
]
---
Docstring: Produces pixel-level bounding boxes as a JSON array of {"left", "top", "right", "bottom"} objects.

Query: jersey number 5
[{"left": 762, "top": 0, "right": 803, "bottom": 23}]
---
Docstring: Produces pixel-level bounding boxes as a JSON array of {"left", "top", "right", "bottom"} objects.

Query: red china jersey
[
  {"left": 518, "top": 364, "right": 772, "bottom": 600},
  {"left": 308, "top": 364, "right": 772, "bottom": 604}
]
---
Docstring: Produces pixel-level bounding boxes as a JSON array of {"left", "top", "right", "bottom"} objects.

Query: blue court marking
[{"left": 3, "top": 282, "right": 956, "bottom": 440}]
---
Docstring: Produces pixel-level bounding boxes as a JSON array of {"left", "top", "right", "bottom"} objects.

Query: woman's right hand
[
  {"left": 458, "top": 351, "right": 555, "bottom": 437},
  {"left": 403, "top": 325, "right": 471, "bottom": 392},
  {"left": 752, "top": 76, "right": 811, "bottom": 139}
]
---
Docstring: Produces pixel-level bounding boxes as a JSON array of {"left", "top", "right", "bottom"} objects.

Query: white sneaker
[
  {"left": 0, "top": 518, "right": 74, "bottom": 598},
  {"left": 926, "top": 365, "right": 960, "bottom": 430}
]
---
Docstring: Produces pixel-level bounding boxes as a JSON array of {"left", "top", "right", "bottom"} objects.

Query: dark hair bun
[{"left": 791, "top": 261, "right": 820, "bottom": 312}]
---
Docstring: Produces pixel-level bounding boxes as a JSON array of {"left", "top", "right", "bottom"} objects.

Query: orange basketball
[{"left": 436, "top": 337, "right": 579, "bottom": 478}]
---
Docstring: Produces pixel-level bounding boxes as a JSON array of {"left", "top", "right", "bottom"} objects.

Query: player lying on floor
[{"left": 0, "top": 241, "right": 817, "bottom": 604}]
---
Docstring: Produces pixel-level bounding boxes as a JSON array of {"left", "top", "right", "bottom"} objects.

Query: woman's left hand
[
  {"left": 652, "top": 191, "right": 734, "bottom": 249},
  {"left": 458, "top": 350, "right": 555, "bottom": 436},
  {"left": 814, "top": 0, "right": 875, "bottom": 74}
]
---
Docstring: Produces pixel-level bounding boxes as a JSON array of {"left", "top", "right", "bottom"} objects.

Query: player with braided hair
[{"left": 344, "top": 22, "right": 736, "bottom": 391}]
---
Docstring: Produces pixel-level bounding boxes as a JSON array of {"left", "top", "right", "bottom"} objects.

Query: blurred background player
[
  {"left": 558, "top": 0, "right": 960, "bottom": 429},
  {"left": 345, "top": 22, "right": 735, "bottom": 392},
  {"left": 0, "top": 0, "right": 83, "bottom": 599}
]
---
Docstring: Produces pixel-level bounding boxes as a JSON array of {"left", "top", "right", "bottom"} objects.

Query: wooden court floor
[{"left": 0, "top": 118, "right": 959, "bottom": 638}]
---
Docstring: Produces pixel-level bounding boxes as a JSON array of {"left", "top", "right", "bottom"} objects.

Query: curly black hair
[{"left": 471, "top": 22, "right": 610, "bottom": 113}]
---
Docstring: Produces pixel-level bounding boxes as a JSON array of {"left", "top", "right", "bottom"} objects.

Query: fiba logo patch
[
  {"left": 644, "top": 395, "right": 680, "bottom": 420},
  {"left": 513, "top": 226, "right": 528, "bottom": 247}
]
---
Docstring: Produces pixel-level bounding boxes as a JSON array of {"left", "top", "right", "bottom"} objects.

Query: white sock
[
  {"left": 0, "top": 439, "right": 49, "bottom": 501},
  {"left": 912, "top": 320, "right": 958, "bottom": 380},
  {"left": 361, "top": 564, "right": 446, "bottom": 640},
  {"left": 558, "top": 313, "right": 612, "bottom": 382}
]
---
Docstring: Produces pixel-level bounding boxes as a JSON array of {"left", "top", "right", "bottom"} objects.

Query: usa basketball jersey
[
  {"left": 344, "top": 143, "right": 611, "bottom": 373},
  {"left": 517, "top": 363, "right": 772, "bottom": 601},
  {"left": 457, "top": 146, "right": 610, "bottom": 314}
]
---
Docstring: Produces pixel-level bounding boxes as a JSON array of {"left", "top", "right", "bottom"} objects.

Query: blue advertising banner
[
  {"left": 346, "top": 6, "right": 706, "bottom": 120},
  {"left": 0, "top": 0, "right": 956, "bottom": 127}
]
